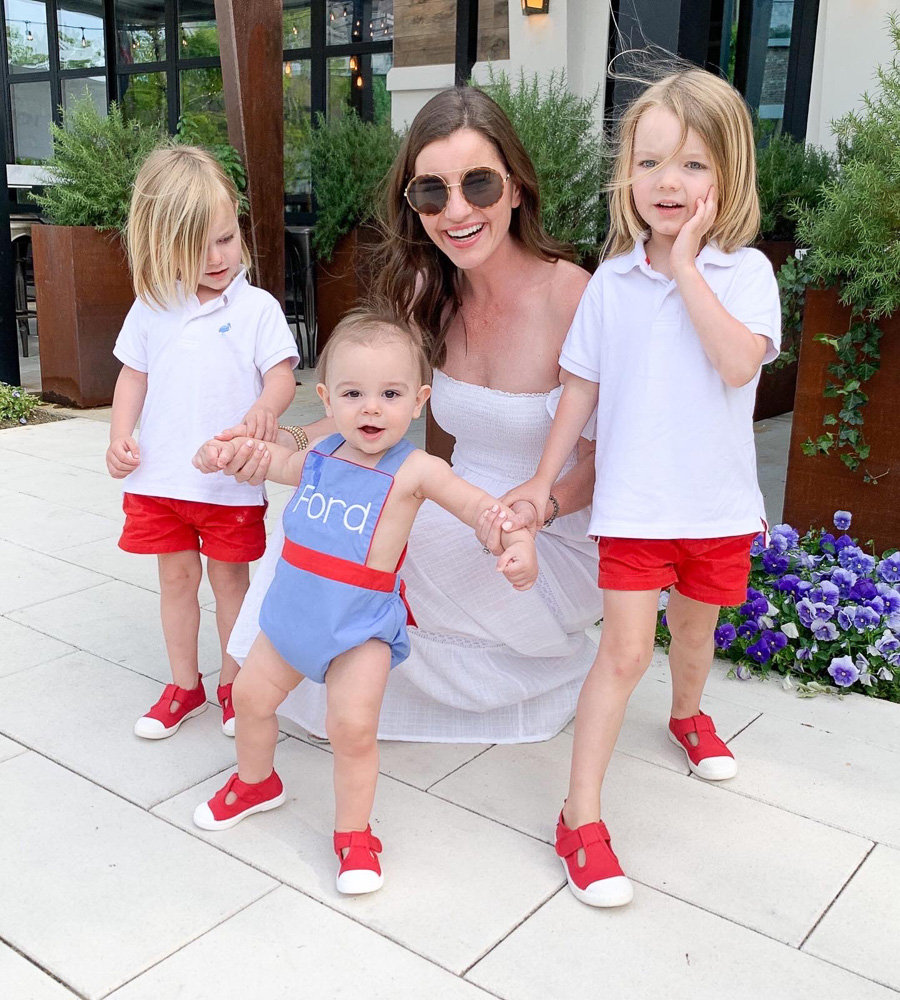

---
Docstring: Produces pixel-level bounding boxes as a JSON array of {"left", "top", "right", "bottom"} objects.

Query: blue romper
[{"left": 258, "top": 433, "right": 417, "bottom": 683}]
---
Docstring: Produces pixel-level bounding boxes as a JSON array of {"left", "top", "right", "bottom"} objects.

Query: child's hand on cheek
[
  {"left": 242, "top": 403, "right": 278, "bottom": 442},
  {"left": 670, "top": 185, "right": 717, "bottom": 278}
]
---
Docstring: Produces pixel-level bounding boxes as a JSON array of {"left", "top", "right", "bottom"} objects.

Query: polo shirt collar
[
  {"left": 183, "top": 267, "right": 248, "bottom": 316},
  {"left": 610, "top": 239, "right": 738, "bottom": 275}
]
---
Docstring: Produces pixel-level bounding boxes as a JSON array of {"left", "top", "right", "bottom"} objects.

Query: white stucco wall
[
  {"left": 806, "top": 0, "right": 898, "bottom": 148},
  {"left": 388, "top": 0, "right": 610, "bottom": 131}
]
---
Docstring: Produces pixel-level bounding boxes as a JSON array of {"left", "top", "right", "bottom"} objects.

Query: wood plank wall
[{"left": 393, "top": 0, "right": 510, "bottom": 68}]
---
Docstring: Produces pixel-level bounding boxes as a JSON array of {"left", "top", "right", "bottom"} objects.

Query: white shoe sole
[
  {"left": 561, "top": 858, "right": 633, "bottom": 907},
  {"left": 192, "top": 788, "right": 286, "bottom": 831},
  {"left": 222, "top": 716, "right": 235, "bottom": 737},
  {"left": 134, "top": 701, "right": 207, "bottom": 740},
  {"left": 336, "top": 868, "right": 384, "bottom": 894},
  {"left": 668, "top": 730, "right": 738, "bottom": 780}
]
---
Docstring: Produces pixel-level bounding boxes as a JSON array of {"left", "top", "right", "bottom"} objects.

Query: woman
[{"left": 224, "top": 87, "right": 602, "bottom": 742}]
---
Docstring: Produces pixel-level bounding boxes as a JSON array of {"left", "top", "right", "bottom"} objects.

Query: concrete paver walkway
[{"left": 1, "top": 409, "right": 898, "bottom": 999}]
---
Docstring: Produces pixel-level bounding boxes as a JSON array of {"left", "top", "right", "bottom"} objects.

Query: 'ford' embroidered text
[{"left": 290, "top": 483, "right": 372, "bottom": 533}]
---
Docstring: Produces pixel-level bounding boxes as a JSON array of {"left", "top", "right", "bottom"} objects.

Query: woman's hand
[
  {"left": 670, "top": 185, "right": 717, "bottom": 278},
  {"left": 193, "top": 436, "right": 271, "bottom": 483},
  {"left": 477, "top": 499, "right": 539, "bottom": 555}
]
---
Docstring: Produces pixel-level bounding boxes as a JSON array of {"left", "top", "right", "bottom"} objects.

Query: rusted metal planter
[
  {"left": 753, "top": 239, "right": 798, "bottom": 422},
  {"left": 783, "top": 286, "right": 900, "bottom": 550},
  {"left": 33, "top": 225, "right": 134, "bottom": 408},
  {"left": 314, "top": 224, "right": 381, "bottom": 357}
]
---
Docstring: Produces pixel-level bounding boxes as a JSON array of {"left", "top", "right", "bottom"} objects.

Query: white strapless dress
[{"left": 227, "top": 369, "right": 603, "bottom": 742}]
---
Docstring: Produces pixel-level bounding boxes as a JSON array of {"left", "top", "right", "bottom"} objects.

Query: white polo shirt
[
  {"left": 559, "top": 241, "right": 781, "bottom": 540},
  {"left": 113, "top": 269, "right": 299, "bottom": 506}
]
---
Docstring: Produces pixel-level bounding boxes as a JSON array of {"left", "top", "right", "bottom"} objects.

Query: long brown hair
[{"left": 372, "top": 87, "right": 573, "bottom": 368}]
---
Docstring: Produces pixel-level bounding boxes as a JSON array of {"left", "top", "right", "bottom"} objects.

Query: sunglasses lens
[
  {"left": 462, "top": 168, "right": 504, "bottom": 208},
  {"left": 406, "top": 175, "right": 447, "bottom": 215}
]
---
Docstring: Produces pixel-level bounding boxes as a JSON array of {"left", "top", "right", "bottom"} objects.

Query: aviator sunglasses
[{"left": 404, "top": 166, "right": 511, "bottom": 216}]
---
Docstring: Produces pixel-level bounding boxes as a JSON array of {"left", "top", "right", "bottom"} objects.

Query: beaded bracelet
[
  {"left": 543, "top": 493, "right": 560, "bottom": 527},
  {"left": 279, "top": 425, "right": 309, "bottom": 452}
]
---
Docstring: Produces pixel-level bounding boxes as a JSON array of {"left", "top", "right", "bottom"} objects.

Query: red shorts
[
  {"left": 119, "top": 493, "right": 267, "bottom": 562},
  {"left": 596, "top": 533, "right": 758, "bottom": 607}
]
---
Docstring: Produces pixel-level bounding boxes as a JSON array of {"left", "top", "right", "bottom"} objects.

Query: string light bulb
[
  {"left": 355, "top": 74, "right": 363, "bottom": 88},
  {"left": 25, "top": 21, "right": 33, "bottom": 42},
  {"left": 349, "top": 56, "right": 357, "bottom": 70},
  {"left": 292, "top": 23, "right": 298, "bottom": 34},
  {"left": 81, "top": 27, "right": 87, "bottom": 47},
  {"left": 284, "top": 61, "right": 292, "bottom": 77}
]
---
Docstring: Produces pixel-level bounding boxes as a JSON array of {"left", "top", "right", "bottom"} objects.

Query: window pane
[
  {"left": 10, "top": 80, "right": 52, "bottom": 160},
  {"left": 326, "top": 55, "right": 353, "bottom": 120},
  {"left": 6, "top": 0, "right": 50, "bottom": 73},
  {"left": 179, "top": 1, "right": 219, "bottom": 58},
  {"left": 284, "top": 0, "right": 311, "bottom": 48},
  {"left": 284, "top": 58, "right": 311, "bottom": 198},
  {"left": 180, "top": 67, "right": 227, "bottom": 141},
  {"left": 119, "top": 71, "right": 167, "bottom": 127},
  {"left": 58, "top": 3, "right": 105, "bottom": 70},
  {"left": 116, "top": 0, "right": 165, "bottom": 65},
  {"left": 62, "top": 76, "right": 107, "bottom": 117},
  {"left": 758, "top": 0, "right": 793, "bottom": 128},
  {"left": 372, "top": 51, "right": 392, "bottom": 124},
  {"left": 326, "top": 1, "right": 393, "bottom": 45}
]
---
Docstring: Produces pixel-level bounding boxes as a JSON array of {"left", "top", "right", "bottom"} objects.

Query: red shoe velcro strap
[
  {"left": 555, "top": 821, "right": 610, "bottom": 859},
  {"left": 334, "top": 827, "right": 382, "bottom": 855},
  {"left": 672, "top": 713, "right": 715, "bottom": 739}
]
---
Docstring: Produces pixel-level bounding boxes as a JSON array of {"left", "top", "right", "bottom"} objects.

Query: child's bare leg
[
  {"left": 206, "top": 557, "right": 250, "bottom": 686},
  {"left": 565, "top": 589, "right": 660, "bottom": 829},
  {"left": 325, "top": 639, "right": 390, "bottom": 833},
  {"left": 158, "top": 550, "right": 202, "bottom": 694},
  {"left": 232, "top": 632, "right": 303, "bottom": 790},
  {"left": 667, "top": 589, "right": 721, "bottom": 743}
]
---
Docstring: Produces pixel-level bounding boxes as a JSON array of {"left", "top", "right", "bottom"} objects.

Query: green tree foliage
[
  {"left": 755, "top": 121, "right": 835, "bottom": 242},
  {"left": 309, "top": 110, "right": 401, "bottom": 260},
  {"left": 33, "top": 97, "right": 164, "bottom": 231},
  {"left": 481, "top": 69, "right": 606, "bottom": 260}
]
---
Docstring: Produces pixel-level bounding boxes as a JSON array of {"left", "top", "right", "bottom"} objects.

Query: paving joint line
[
  {"left": 0, "top": 930, "right": 85, "bottom": 998},
  {"left": 798, "top": 840, "right": 876, "bottom": 950}
]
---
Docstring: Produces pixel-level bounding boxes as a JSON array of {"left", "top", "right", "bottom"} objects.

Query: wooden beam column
[{"left": 214, "top": 0, "right": 285, "bottom": 305}]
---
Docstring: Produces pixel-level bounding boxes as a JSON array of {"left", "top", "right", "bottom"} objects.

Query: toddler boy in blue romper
[{"left": 193, "top": 310, "right": 538, "bottom": 895}]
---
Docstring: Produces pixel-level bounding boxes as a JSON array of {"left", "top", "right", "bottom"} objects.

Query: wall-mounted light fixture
[{"left": 521, "top": 0, "right": 550, "bottom": 14}]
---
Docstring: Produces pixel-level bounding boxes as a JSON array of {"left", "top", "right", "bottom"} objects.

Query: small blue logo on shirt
[{"left": 219, "top": 323, "right": 231, "bottom": 334}]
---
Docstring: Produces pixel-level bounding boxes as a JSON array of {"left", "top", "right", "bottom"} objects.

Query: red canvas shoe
[
  {"left": 217, "top": 683, "right": 235, "bottom": 737},
  {"left": 193, "top": 771, "right": 286, "bottom": 831},
  {"left": 555, "top": 812, "right": 633, "bottom": 907},
  {"left": 334, "top": 826, "right": 383, "bottom": 895},
  {"left": 134, "top": 680, "right": 207, "bottom": 739},
  {"left": 668, "top": 712, "right": 737, "bottom": 780}
]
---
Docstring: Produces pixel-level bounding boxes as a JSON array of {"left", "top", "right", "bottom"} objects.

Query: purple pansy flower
[
  {"left": 735, "top": 663, "right": 753, "bottom": 680},
  {"left": 795, "top": 579, "right": 813, "bottom": 596},
  {"left": 852, "top": 606, "right": 881, "bottom": 633},
  {"left": 739, "top": 596, "right": 769, "bottom": 617},
  {"left": 833, "top": 510, "right": 852, "bottom": 531},
  {"left": 771, "top": 523, "right": 800, "bottom": 548},
  {"left": 746, "top": 639, "right": 771, "bottom": 663},
  {"left": 762, "top": 549, "right": 790, "bottom": 575},
  {"left": 769, "top": 533, "right": 791, "bottom": 554},
  {"left": 809, "top": 581, "right": 840, "bottom": 608},
  {"left": 774, "top": 574, "right": 801, "bottom": 595},
  {"left": 828, "top": 655, "right": 860, "bottom": 687},
  {"left": 749, "top": 533, "right": 766, "bottom": 557},
  {"left": 889, "top": 611, "right": 900, "bottom": 632},
  {"left": 797, "top": 599, "right": 835, "bottom": 626},
  {"left": 876, "top": 584, "right": 900, "bottom": 614},
  {"left": 851, "top": 579, "right": 878, "bottom": 602},
  {"left": 874, "top": 630, "right": 900, "bottom": 655},
  {"left": 839, "top": 546, "right": 877, "bottom": 576},
  {"left": 865, "top": 596, "right": 886, "bottom": 616},
  {"left": 830, "top": 567, "right": 857, "bottom": 597},
  {"left": 714, "top": 623, "right": 737, "bottom": 649},
  {"left": 812, "top": 620, "right": 839, "bottom": 641},
  {"left": 796, "top": 644, "right": 817, "bottom": 661},
  {"left": 797, "top": 551, "right": 824, "bottom": 571},
  {"left": 834, "top": 534, "right": 856, "bottom": 554},
  {"left": 738, "top": 619, "right": 760, "bottom": 639},
  {"left": 837, "top": 607, "right": 856, "bottom": 631},
  {"left": 877, "top": 552, "right": 900, "bottom": 584},
  {"left": 762, "top": 629, "right": 788, "bottom": 651}
]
